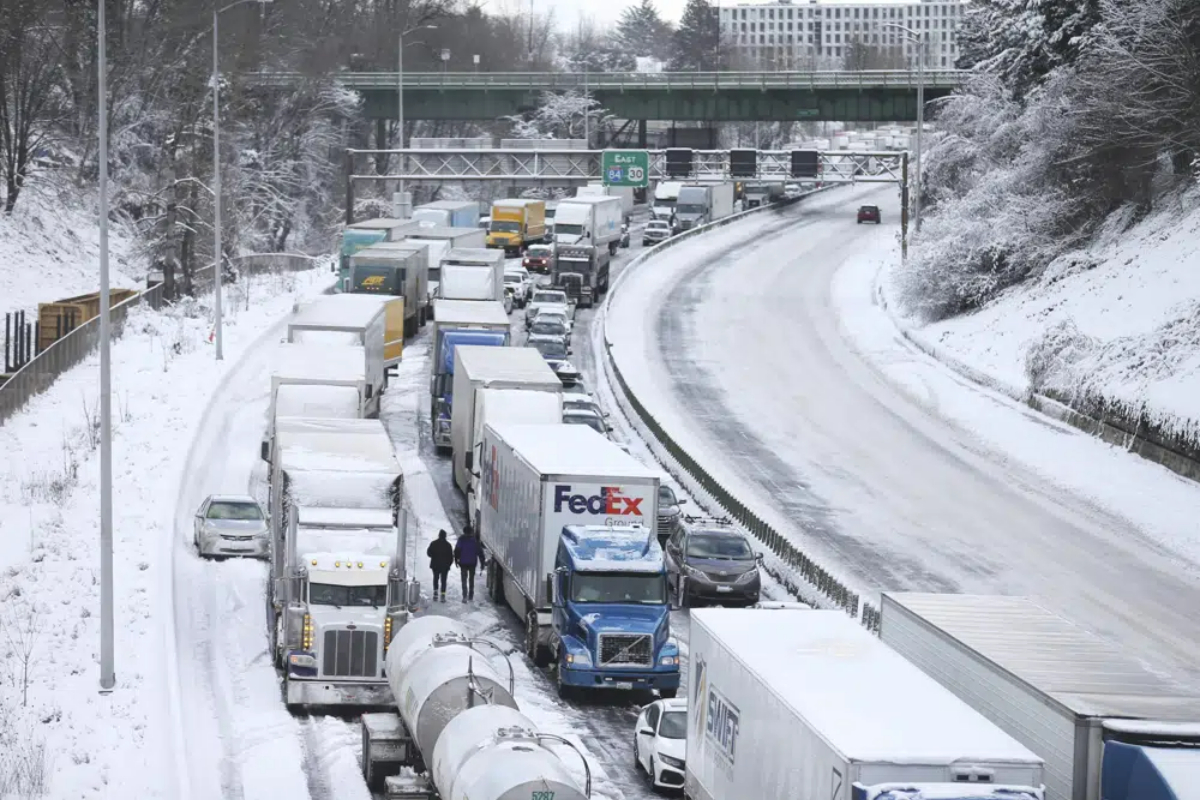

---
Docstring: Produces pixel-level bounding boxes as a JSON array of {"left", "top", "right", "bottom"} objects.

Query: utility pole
[{"left": 97, "top": 0, "right": 115, "bottom": 693}]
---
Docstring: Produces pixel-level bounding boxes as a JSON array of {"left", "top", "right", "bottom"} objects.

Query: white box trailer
[
  {"left": 685, "top": 608, "right": 1046, "bottom": 800},
  {"left": 553, "top": 195, "right": 624, "bottom": 254},
  {"left": 466, "top": 388, "right": 563, "bottom": 530},
  {"left": 286, "top": 295, "right": 390, "bottom": 399},
  {"left": 438, "top": 247, "right": 506, "bottom": 302},
  {"left": 578, "top": 183, "right": 634, "bottom": 220},
  {"left": 478, "top": 422, "right": 660, "bottom": 659},
  {"left": 880, "top": 593, "right": 1200, "bottom": 800},
  {"left": 263, "top": 342, "right": 373, "bottom": 462},
  {"left": 450, "top": 346, "right": 562, "bottom": 496},
  {"left": 400, "top": 237, "right": 450, "bottom": 309},
  {"left": 410, "top": 200, "right": 479, "bottom": 229}
]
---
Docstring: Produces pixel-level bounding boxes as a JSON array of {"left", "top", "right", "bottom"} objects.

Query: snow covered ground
[
  {"left": 894, "top": 187, "right": 1200, "bottom": 442},
  {"left": 0, "top": 267, "right": 330, "bottom": 798},
  {"left": 605, "top": 183, "right": 1200, "bottom": 689},
  {"left": 0, "top": 188, "right": 140, "bottom": 323}
]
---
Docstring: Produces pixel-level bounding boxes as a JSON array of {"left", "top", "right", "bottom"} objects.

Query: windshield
[
  {"left": 570, "top": 573, "right": 666, "bottom": 604},
  {"left": 555, "top": 223, "right": 584, "bottom": 236},
  {"left": 490, "top": 221, "right": 520, "bottom": 233},
  {"left": 565, "top": 414, "right": 605, "bottom": 434},
  {"left": 527, "top": 247, "right": 551, "bottom": 257},
  {"left": 352, "top": 266, "right": 400, "bottom": 294},
  {"left": 504, "top": 274, "right": 522, "bottom": 284},
  {"left": 530, "top": 321, "right": 566, "bottom": 337},
  {"left": 659, "top": 711, "right": 687, "bottom": 740},
  {"left": 532, "top": 340, "right": 567, "bottom": 358},
  {"left": 687, "top": 533, "right": 753, "bottom": 560},
  {"left": 207, "top": 501, "right": 263, "bottom": 520},
  {"left": 658, "top": 486, "right": 677, "bottom": 506},
  {"left": 676, "top": 204, "right": 704, "bottom": 215},
  {"left": 648, "top": 223, "right": 669, "bottom": 232},
  {"left": 309, "top": 583, "right": 387, "bottom": 607},
  {"left": 533, "top": 292, "right": 566, "bottom": 304}
]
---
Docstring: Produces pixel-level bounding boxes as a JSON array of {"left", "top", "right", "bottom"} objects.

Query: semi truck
[
  {"left": 674, "top": 183, "right": 735, "bottom": 231},
  {"left": 348, "top": 242, "right": 428, "bottom": 338},
  {"left": 552, "top": 244, "right": 610, "bottom": 309},
  {"left": 551, "top": 524, "right": 681, "bottom": 698},
  {"left": 429, "top": 299, "right": 511, "bottom": 452},
  {"left": 553, "top": 196, "right": 623, "bottom": 254},
  {"left": 338, "top": 218, "right": 421, "bottom": 291},
  {"left": 652, "top": 181, "right": 684, "bottom": 222},
  {"left": 477, "top": 422, "right": 664, "bottom": 671},
  {"left": 410, "top": 200, "right": 479, "bottom": 229},
  {"left": 577, "top": 183, "right": 634, "bottom": 221},
  {"left": 743, "top": 182, "right": 784, "bottom": 208},
  {"left": 359, "top": 615, "right": 591, "bottom": 799},
  {"left": 399, "top": 227, "right": 487, "bottom": 316},
  {"left": 285, "top": 297, "right": 388, "bottom": 414},
  {"left": 684, "top": 607, "right": 1047, "bottom": 800},
  {"left": 880, "top": 593, "right": 1200, "bottom": 800},
  {"left": 449, "top": 345, "right": 562, "bottom": 497},
  {"left": 437, "top": 247, "right": 505, "bottom": 303},
  {"left": 487, "top": 199, "right": 546, "bottom": 254},
  {"left": 266, "top": 417, "right": 416, "bottom": 709},
  {"left": 465, "top": 388, "right": 563, "bottom": 532}
]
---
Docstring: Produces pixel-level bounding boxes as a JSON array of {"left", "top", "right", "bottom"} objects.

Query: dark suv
[
  {"left": 857, "top": 205, "right": 881, "bottom": 224},
  {"left": 663, "top": 520, "right": 762, "bottom": 607}
]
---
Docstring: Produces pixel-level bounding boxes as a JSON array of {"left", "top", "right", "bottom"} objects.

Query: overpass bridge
[{"left": 256, "top": 70, "right": 965, "bottom": 123}]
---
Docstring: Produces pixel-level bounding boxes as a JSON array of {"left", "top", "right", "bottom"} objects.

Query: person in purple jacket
[{"left": 454, "top": 525, "right": 480, "bottom": 601}]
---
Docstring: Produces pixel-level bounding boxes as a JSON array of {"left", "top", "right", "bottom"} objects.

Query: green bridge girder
[{"left": 255, "top": 71, "right": 963, "bottom": 122}]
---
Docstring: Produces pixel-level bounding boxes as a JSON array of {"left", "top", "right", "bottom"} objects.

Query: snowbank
[
  {"left": 0, "top": 187, "right": 140, "bottom": 322},
  {"left": 891, "top": 188, "right": 1200, "bottom": 456},
  {"left": 0, "top": 267, "right": 331, "bottom": 798}
]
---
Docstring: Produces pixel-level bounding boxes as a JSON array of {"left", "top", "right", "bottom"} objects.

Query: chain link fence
[
  {"left": 0, "top": 253, "right": 323, "bottom": 426},
  {"left": 600, "top": 191, "right": 883, "bottom": 633}
]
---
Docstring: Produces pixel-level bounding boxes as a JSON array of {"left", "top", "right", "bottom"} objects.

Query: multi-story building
[{"left": 718, "top": 0, "right": 967, "bottom": 71}]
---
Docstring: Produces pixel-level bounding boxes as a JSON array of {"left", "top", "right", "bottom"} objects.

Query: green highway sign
[{"left": 601, "top": 150, "right": 650, "bottom": 188}]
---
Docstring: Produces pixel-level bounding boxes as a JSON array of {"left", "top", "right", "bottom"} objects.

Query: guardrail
[
  {"left": 254, "top": 69, "right": 966, "bottom": 91},
  {"left": 600, "top": 194, "right": 882, "bottom": 632},
  {"left": 0, "top": 253, "right": 323, "bottom": 426}
]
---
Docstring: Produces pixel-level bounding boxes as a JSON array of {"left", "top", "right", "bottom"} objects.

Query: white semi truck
[
  {"left": 286, "top": 295, "right": 389, "bottom": 410},
  {"left": 684, "top": 607, "right": 1046, "bottom": 800},
  {"left": 437, "top": 247, "right": 506, "bottom": 303},
  {"left": 652, "top": 181, "right": 684, "bottom": 221},
  {"left": 577, "top": 183, "right": 634, "bottom": 221},
  {"left": 674, "top": 183, "right": 735, "bottom": 231},
  {"left": 880, "top": 593, "right": 1200, "bottom": 800},
  {"left": 553, "top": 195, "right": 624, "bottom": 254},
  {"left": 267, "top": 417, "right": 416, "bottom": 709},
  {"left": 448, "top": 345, "right": 563, "bottom": 497},
  {"left": 477, "top": 422, "right": 661, "bottom": 666}
]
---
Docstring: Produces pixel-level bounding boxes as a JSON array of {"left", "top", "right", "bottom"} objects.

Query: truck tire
[
  {"left": 660, "top": 688, "right": 678, "bottom": 699},
  {"left": 555, "top": 662, "right": 575, "bottom": 700},
  {"left": 608, "top": 241, "right": 618, "bottom": 255},
  {"left": 488, "top": 561, "right": 504, "bottom": 605},
  {"left": 526, "top": 611, "right": 550, "bottom": 668}
]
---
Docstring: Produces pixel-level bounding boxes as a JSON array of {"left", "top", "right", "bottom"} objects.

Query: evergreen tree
[
  {"left": 670, "top": 0, "right": 720, "bottom": 71},
  {"left": 614, "top": 0, "right": 674, "bottom": 62}
]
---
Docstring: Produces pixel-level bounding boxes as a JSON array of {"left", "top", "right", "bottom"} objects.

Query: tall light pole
[
  {"left": 883, "top": 22, "right": 925, "bottom": 232},
  {"left": 212, "top": 0, "right": 272, "bottom": 361},
  {"left": 397, "top": 24, "right": 438, "bottom": 214},
  {"left": 97, "top": 0, "right": 115, "bottom": 694}
]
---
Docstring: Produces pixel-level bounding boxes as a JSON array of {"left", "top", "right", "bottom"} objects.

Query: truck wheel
[
  {"left": 660, "top": 688, "right": 678, "bottom": 699},
  {"left": 608, "top": 242, "right": 618, "bottom": 255},
  {"left": 526, "top": 611, "right": 550, "bottom": 668},
  {"left": 555, "top": 663, "right": 575, "bottom": 700}
]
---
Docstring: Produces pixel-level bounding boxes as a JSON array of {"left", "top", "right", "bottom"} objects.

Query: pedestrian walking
[
  {"left": 455, "top": 525, "right": 480, "bottom": 601},
  {"left": 427, "top": 530, "right": 454, "bottom": 601}
]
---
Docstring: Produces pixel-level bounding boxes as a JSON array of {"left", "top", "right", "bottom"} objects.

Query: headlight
[
  {"left": 659, "top": 755, "right": 684, "bottom": 769},
  {"left": 683, "top": 563, "right": 706, "bottom": 580},
  {"left": 734, "top": 569, "right": 759, "bottom": 584},
  {"left": 566, "top": 650, "right": 592, "bottom": 667},
  {"left": 289, "top": 653, "right": 317, "bottom": 669},
  {"left": 659, "top": 655, "right": 679, "bottom": 666}
]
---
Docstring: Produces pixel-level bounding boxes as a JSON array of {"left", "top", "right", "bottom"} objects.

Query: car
[
  {"left": 663, "top": 521, "right": 762, "bottom": 607},
  {"left": 503, "top": 270, "right": 529, "bottom": 307},
  {"left": 656, "top": 485, "right": 687, "bottom": 547},
  {"left": 642, "top": 219, "right": 672, "bottom": 247},
  {"left": 524, "top": 288, "right": 573, "bottom": 329},
  {"left": 528, "top": 318, "right": 571, "bottom": 345},
  {"left": 563, "top": 407, "right": 612, "bottom": 437},
  {"left": 563, "top": 395, "right": 604, "bottom": 417},
  {"left": 532, "top": 308, "right": 573, "bottom": 335},
  {"left": 634, "top": 698, "right": 687, "bottom": 789},
  {"left": 193, "top": 494, "right": 269, "bottom": 559},
  {"left": 527, "top": 339, "right": 580, "bottom": 385},
  {"left": 857, "top": 204, "right": 881, "bottom": 224},
  {"left": 522, "top": 243, "right": 554, "bottom": 274},
  {"left": 783, "top": 183, "right": 802, "bottom": 199},
  {"left": 562, "top": 380, "right": 590, "bottom": 397}
]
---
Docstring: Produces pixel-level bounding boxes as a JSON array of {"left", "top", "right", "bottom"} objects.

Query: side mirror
[
  {"left": 605, "top": 425, "right": 614, "bottom": 433},
  {"left": 756, "top": 552, "right": 765, "bottom": 563},
  {"left": 567, "top": 349, "right": 573, "bottom": 356},
  {"left": 261, "top": 440, "right": 270, "bottom": 462},
  {"left": 464, "top": 451, "right": 473, "bottom": 470},
  {"left": 638, "top": 727, "right": 655, "bottom": 737}
]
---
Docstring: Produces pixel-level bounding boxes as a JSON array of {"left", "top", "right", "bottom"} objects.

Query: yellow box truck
[{"left": 486, "top": 199, "right": 546, "bottom": 254}]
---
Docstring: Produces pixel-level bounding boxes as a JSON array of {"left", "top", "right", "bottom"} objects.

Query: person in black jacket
[{"left": 427, "top": 530, "right": 454, "bottom": 601}]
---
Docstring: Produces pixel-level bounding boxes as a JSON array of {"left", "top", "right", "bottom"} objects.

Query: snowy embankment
[
  {"left": 0, "top": 189, "right": 140, "bottom": 323},
  {"left": 891, "top": 189, "right": 1200, "bottom": 462},
  {"left": 0, "top": 267, "right": 330, "bottom": 798}
]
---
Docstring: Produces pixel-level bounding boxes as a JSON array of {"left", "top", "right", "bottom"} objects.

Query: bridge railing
[{"left": 255, "top": 69, "right": 966, "bottom": 90}]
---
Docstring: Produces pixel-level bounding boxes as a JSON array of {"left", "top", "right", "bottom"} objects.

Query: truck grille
[
  {"left": 598, "top": 634, "right": 653, "bottom": 667},
  {"left": 322, "top": 629, "right": 380, "bottom": 678}
]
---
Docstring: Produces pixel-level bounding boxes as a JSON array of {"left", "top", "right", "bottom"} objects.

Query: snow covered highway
[{"left": 607, "top": 185, "right": 1200, "bottom": 688}]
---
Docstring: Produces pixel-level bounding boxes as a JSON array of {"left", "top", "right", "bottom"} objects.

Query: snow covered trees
[
  {"left": 614, "top": 0, "right": 675, "bottom": 63},
  {"left": 671, "top": 0, "right": 722, "bottom": 71}
]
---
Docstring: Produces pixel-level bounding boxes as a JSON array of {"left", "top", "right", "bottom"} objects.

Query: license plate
[
  {"left": 716, "top": 586, "right": 733, "bottom": 593},
  {"left": 613, "top": 682, "right": 634, "bottom": 689}
]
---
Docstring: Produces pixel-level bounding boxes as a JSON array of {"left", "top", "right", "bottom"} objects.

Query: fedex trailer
[{"left": 477, "top": 422, "right": 659, "bottom": 666}]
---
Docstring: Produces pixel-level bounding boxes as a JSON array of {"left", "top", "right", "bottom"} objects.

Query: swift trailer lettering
[
  {"left": 553, "top": 485, "right": 645, "bottom": 516},
  {"left": 705, "top": 685, "right": 740, "bottom": 768}
]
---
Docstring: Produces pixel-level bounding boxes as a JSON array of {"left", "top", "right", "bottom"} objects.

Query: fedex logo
[{"left": 553, "top": 485, "right": 644, "bottom": 516}]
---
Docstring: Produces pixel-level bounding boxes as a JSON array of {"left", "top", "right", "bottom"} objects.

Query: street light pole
[
  {"left": 395, "top": 25, "right": 436, "bottom": 218},
  {"left": 97, "top": 0, "right": 115, "bottom": 694},
  {"left": 583, "top": 61, "right": 590, "bottom": 147},
  {"left": 883, "top": 22, "right": 926, "bottom": 233}
]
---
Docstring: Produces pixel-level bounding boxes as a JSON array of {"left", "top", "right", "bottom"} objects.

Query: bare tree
[{"left": 0, "top": 599, "right": 40, "bottom": 708}]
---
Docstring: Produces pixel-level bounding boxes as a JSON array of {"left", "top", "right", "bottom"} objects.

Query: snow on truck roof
[
  {"left": 272, "top": 343, "right": 366, "bottom": 383},
  {"left": 692, "top": 609, "right": 1042, "bottom": 765},
  {"left": 883, "top": 593, "right": 1200, "bottom": 721},
  {"left": 275, "top": 384, "right": 361, "bottom": 419},
  {"left": 455, "top": 345, "right": 561, "bottom": 384},
  {"left": 276, "top": 418, "right": 400, "bottom": 474},
  {"left": 488, "top": 423, "right": 658, "bottom": 479},
  {"left": 433, "top": 299, "right": 510, "bottom": 327},
  {"left": 290, "top": 295, "right": 386, "bottom": 330},
  {"left": 561, "top": 525, "right": 662, "bottom": 572},
  {"left": 478, "top": 388, "right": 561, "bottom": 418},
  {"left": 297, "top": 507, "right": 394, "bottom": 529},
  {"left": 445, "top": 247, "right": 503, "bottom": 264}
]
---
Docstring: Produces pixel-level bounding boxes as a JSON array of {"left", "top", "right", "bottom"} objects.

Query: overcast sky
[{"left": 485, "top": 0, "right": 692, "bottom": 28}]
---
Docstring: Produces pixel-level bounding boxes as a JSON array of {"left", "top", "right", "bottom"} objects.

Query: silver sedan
[{"left": 193, "top": 494, "right": 269, "bottom": 559}]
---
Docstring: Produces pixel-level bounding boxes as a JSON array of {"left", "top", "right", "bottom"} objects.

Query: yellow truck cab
[{"left": 486, "top": 199, "right": 546, "bottom": 255}]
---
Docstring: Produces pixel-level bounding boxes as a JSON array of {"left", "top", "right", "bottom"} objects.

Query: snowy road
[{"left": 610, "top": 185, "right": 1200, "bottom": 687}]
